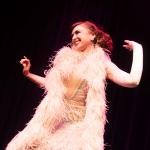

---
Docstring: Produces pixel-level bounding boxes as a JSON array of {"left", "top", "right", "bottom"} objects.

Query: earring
[{"left": 91, "top": 37, "right": 97, "bottom": 44}]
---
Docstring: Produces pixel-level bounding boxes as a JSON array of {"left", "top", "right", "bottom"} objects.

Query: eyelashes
[{"left": 71, "top": 30, "right": 81, "bottom": 37}]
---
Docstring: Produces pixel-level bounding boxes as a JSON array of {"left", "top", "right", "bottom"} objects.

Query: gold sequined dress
[{"left": 63, "top": 78, "right": 88, "bottom": 123}]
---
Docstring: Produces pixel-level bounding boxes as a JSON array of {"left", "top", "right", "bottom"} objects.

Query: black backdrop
[{"left": 0, "top": 0, "right": 149, "bottom": 149}]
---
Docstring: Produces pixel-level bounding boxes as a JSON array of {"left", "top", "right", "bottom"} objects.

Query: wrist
[
  {"left": 23, "top": 70, "right": 30, "bottom": 77},
  {"left": 132, "top": 43, "right": 143, "bottom": 50}
]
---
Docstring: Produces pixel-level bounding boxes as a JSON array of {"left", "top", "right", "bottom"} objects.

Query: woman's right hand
[{"left": 20, "top": 56, "right": 31, "bottom": 76}]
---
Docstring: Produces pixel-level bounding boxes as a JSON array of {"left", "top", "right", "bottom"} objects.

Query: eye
[
  {"left": 75, "top": 30, "right": 80, "bottom": 34},
  {"left": 72, "top": 30, "right": 80, "bottom": 37}
]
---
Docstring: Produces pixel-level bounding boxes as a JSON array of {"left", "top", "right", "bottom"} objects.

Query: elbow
[
  {"left": 127, "top": 74, "right": 142, "bottom": 88},
  {"left": 39, "top": 80, "right": 45, "bottom": 89},
  {"left": 39, "top": 84, "right": 45, "bottom": 89},
  {"left": 40, "top": 81, "right": 46, "bottom": 89},
  {"left": 129, "top": 80, "right": 140, "bottom": 88}
]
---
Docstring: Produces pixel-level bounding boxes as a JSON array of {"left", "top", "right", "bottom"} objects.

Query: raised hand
[
  {"left": 123, "top": 40, "right": 142, "bottom": 51},
  {"left": 20, "top": 56, "right": 31, "bottom": 76}
]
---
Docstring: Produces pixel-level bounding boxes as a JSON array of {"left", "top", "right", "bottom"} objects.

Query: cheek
[
  {"left": 83, "top": 33, "right": 92, "bottom": 41},
  {"left": 82, "top": 36, "right": 92, "bottom": 44}
]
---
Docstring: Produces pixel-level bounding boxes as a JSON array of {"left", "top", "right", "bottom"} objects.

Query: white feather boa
[{"left": 6, "top": 46, "right": 110, "bottom": 150}]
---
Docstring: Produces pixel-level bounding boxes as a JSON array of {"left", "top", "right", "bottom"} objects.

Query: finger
[
  {"left": 20, "top": 59, "right": 27, "bottom": 64},
  {"left": 123, "top": 43, "right": 132, "bottom": 49},
  {"left": 22, "top": 63, "right": 26, "bottom": 67},
  {"left": 20, "top": 59, "right": 23, "bottom": 64},
  {"left": 124, "top": 40, "right": 130, "bottom": 43},
  {"left": 24, "top": 56, "right": 27, "bottom": 59},
  {"left": 123, "top": 45, "right": 129, "bottom": 49},
  {"left": 123, "top": 45, "right": 127, "bottom": 48}
]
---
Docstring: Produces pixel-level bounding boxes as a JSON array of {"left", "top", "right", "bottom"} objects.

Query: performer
[{"left": 6, "top": 21, "right": 143, "bottom": 150}]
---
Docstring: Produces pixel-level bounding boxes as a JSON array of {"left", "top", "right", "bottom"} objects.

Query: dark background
[{"left": 0, "top": 0, "right": 149, "bottom": 149}]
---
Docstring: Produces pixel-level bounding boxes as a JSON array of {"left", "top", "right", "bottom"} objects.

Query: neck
[{"left": 76, "top": 44, "right": 95, "bottom": 56}]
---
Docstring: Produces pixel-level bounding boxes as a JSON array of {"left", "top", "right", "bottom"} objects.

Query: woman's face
[{"left": 71, "top": 24, "right": 94, "bottom": 51}]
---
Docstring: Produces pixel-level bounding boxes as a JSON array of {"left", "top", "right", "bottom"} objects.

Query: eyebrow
[{"left": 71, "top": 30, "right": 80, "bottom": 37}]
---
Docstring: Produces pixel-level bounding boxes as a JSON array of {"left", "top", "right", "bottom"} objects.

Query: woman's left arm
[{"left": 106, "top": 40, "right": 143, "bottom": 88}]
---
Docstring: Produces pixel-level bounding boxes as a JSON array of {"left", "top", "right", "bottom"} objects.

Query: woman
[{"left": 6, "top": 21, "right": 143, "bottom": 150}]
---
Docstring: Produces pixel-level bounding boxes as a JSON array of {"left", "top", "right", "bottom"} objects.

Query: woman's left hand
[{"left": 123, "top": 40, "right": 142, "bottom": 51}]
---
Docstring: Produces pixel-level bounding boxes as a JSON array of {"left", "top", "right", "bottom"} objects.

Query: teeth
[
  {"left": 74, "top": 40, "right": 80, "bottom": 45},
  {"left": 73, "top": 38, "right": 80, "bottom": 44}
]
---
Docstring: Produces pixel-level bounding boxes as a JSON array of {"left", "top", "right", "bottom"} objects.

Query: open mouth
[{"left": 72, "top": 39, "right": 81, "bottom": 46}]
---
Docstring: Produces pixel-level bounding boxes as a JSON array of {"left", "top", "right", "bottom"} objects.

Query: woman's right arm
[{"left": 20, "top": 56, "right": 45, "bottom": 88}]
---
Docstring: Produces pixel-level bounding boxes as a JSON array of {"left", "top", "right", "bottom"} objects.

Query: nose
[{"left": 72, "top": 34, "right": 77, "bottom": 40}]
